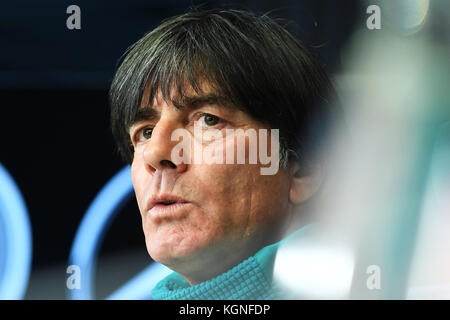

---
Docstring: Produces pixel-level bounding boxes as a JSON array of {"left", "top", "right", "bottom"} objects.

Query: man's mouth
[
  {"left": 147, "top": 194, "right": 189, "bottom": 212},
  {"left": 147, "top": 195, "right": 191, "bottom": 218},
  {"left": 159, "top": 200, "right": 177, "bottom": 205}
]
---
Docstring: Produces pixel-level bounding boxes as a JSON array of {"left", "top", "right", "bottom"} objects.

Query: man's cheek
[
  {"left": 133, "top": 186, "right": 146, "bottom": 216},
  {"left": 131, "top": 168, "right": 150, "bottom": 213}
]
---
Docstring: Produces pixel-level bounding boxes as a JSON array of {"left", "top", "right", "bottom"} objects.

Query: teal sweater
[{"left": 151, "top": 226, "right": 309, "bottom": 300}]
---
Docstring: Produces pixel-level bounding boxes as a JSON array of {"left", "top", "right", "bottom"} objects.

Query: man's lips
[{"left": 146, "top": 194, "right": 189, "bottom": 212}]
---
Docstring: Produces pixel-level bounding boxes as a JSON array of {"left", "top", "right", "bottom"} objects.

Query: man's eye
[
  {"left": 201, "top": 114, "right": 221, "bottom": 126},
  {"left": 142, "top": 127, "right": 153, "bottom": 139}
]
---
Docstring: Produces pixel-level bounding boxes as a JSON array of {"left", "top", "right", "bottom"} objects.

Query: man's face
[{"left": 129, "top": 82, "right": 294, "bottom": 278}]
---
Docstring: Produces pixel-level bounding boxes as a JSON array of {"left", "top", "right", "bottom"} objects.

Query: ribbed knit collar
[{"left": 151, "top": 244, "right": 278, "bottom": 300}]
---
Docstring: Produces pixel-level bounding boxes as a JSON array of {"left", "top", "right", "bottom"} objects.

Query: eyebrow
[
  {"left": 173, "top": 94, "right": 233, "bottom": 110},
  {"left": 127, "top": 94, "right": 234, "bottom": 131}
]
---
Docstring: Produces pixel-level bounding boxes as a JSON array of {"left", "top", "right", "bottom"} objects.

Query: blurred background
[{"left": 0, "top": 0, "right": 448, "bottom": 299}]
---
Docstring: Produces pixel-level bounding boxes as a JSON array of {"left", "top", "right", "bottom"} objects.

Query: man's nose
[{"left": 142, "top": 118, "right": 188, "bottom": 173}]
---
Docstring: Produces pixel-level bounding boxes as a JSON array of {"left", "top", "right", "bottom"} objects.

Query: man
[{"left": 109, "top": 9, "right": 338, "bottom": 299}]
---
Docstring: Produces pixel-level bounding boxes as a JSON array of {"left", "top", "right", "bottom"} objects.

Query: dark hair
[{"left": 109, "top": 9, "right": 338, "bottom": 169}]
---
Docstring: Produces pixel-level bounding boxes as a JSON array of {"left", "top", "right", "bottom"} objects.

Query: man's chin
[
  {"left": 144, "top": 226, "right": 227, "bottom": 266},
  {"left": 146, "top": 240, "right": 208, "bottom": 267}
]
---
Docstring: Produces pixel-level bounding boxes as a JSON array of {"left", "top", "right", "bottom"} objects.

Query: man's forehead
[{"left": 139, "top": 80, "right": 222, "bottom": 109}]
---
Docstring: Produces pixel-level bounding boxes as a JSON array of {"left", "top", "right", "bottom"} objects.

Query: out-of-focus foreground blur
[{"left": 274, "top": 0, "right": 450, "bottom": 299}]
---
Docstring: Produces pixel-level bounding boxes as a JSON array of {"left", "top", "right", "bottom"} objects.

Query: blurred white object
[{"left": 273, "top": 229, "right": 355, "bottom": 299}]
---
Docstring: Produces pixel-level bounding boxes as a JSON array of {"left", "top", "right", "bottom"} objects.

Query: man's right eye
[
  {"left": 133, "top": 127, "right": 153, "bottom": 144},
  {"left": 141, "top": 127, "right": 153, "bottom": 140}
]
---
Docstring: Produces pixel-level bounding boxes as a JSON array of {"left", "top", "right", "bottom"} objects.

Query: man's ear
[{"left": 288, "top": 162, "right": 323, "bottom": 205}]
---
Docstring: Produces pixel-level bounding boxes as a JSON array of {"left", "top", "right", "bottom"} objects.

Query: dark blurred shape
[{"left": 0, "top": 0, "right": 360, "bottom": 89}]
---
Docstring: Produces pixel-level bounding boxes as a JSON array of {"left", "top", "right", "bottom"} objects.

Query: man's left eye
[
  {"left": 201, "top": 114, "right": 221, "bottom": 126},
  {"left": 141, "top": 127, "right": 153, "bottom": 139}
]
